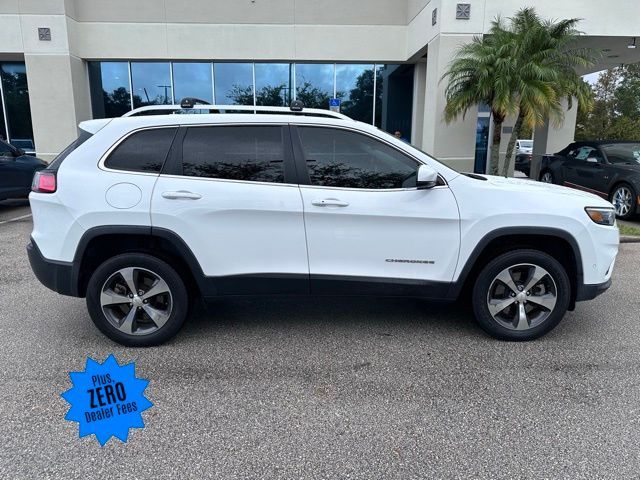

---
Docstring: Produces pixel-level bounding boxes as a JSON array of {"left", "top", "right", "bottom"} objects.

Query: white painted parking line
[{"left": 0, "top": 213, "right": 32, "bottom": 226}]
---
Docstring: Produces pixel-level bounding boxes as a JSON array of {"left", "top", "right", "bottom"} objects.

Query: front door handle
[
  {"left": 162, "top": 190, "right": 202, "bottom": 200},
  {"left": 311, "top": 198, "right": 349, "bottom": 207}
]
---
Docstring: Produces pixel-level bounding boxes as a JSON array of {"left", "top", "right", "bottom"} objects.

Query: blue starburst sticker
[{"left": 61, "top": 355, "right": 153, "bottom": 446}]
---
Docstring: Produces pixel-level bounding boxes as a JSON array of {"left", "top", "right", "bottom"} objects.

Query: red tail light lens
[{"left": 32, "top": 171, "right": 57, "bottom": 193}]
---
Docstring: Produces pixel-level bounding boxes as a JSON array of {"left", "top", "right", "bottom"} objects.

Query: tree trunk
[
  {"left": 502, "top": 111, "right": 525, "bottom": 177},
  {"left": 489, "top": 117, "right": 503, "bottom": 175}
]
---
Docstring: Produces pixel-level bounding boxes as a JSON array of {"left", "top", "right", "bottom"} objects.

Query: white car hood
[{"left": 467, "top": 174, "right": 614, "bottom": 207}]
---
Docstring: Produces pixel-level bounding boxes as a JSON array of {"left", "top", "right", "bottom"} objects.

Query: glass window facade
[
  {"left": 0, "top": 62, "right": 34, "bottom": 149},
  {"left": 173, "top": 63, "right": 213, "bottom": 104},
  {"left": 88, "top": 61, "right": 414, "bottom": 137},
  {"left": 336, "top": 64, "right": 374, "bottom": 123},
  {"left": 88, "top": 61, "right": 131, "bottom": 118},
  {"left": 214, "top": 63, "right": 253, "bottom": 105},
  {"left": 131, "top": 62, "right": 172, "bottom": 107},
  {"left": 254, "top": 63, "right": 292, "bottom": 107},
  {"left": 294, "top": 64, "right": 334, "bottom": 109}
]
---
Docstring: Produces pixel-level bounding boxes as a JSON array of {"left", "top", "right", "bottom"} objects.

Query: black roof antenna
[
  {"left": 180, "top": 97, "right": 210, "bottom": 108},
  {"left": 289, "top": 100, "right": 304, "bottom": 112}
]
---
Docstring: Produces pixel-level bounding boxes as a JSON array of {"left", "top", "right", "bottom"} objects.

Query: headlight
[{"left": 585, "top": 207, "right": 616, "bottom": 226}]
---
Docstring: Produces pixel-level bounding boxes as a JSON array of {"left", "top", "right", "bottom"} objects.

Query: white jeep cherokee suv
[{"left": 27, "top": 100, "right": 619, "bottom": 346}]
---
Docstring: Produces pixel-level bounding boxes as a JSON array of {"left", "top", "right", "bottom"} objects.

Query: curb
[{"left": 620, "top": 235, "right": 640, "bottom": 244}]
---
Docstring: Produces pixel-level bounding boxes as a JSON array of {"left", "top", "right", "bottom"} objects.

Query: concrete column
[
  {"left": 25, "top": 54, "right": 91, "bottom": 161},
  {"left": 419, "top": 34, "right": 477, "bottom": 172},
  {"left": 410, "top": 61, "right": 426, "bottom": 147},
  {"left": 530, "top": 99, "right": 578, "bottom": 179}
]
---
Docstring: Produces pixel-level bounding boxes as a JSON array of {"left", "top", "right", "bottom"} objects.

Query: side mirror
[
  {"left": 586, "top": 156, "right": 598, "bottom": 163},
  {"left": 416, "top": 164, "right": 438, "bottom": 189},
  {"left": 15, "top": 148, "right": 25, "bottom": 157}
]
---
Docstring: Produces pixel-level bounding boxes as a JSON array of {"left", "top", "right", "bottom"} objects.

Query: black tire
[
  {"left": 86, "top": 253, "right": 189, "bottom": 347},
  {"left": 610, "top": 182, "right": 637, "bottom": 220},
  {"left": 471, "top": 249, "right": 570, "bottom": 341},
  {"left": 539, "top": 169, "right": 554, "bottom": 183}
]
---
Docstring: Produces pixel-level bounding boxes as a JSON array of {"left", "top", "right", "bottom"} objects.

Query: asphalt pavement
[{"left": 1, "top": 204, "right": 640, "bottom": 479}]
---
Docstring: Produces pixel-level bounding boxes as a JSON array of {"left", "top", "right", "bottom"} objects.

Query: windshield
[
  {"left": 601, "top": 143, "right": 640, "bottom": 165},
  {"left": 519, "top": 140, "right": 533, "bottom": 148}
]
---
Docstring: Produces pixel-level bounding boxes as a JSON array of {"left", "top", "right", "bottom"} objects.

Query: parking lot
[{"left": 2, "top": 201, "right": 640, "bottom": 479}]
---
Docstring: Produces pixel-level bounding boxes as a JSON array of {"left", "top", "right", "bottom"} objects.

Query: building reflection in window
[
  {"left": 131, "top": 62, "right": 172, "bottom": 108},
  {"left": 0, "top": 63, "right": 34, "bottom": 149},
  {"left": 214, "top": 63, "right": 253, "bottom": 105},
  {"left": 173, "top": 62, "right": 213, "bottom": 104},
  {"left": 294, "top": 64, "right": 334, "bottom": 109},
  {"left": 254, "top": 63, "right": 292, "bottom": 107}
]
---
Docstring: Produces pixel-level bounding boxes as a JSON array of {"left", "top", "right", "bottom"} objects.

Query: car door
[
  {"left": 561, "top": 145, "right": 608, "bottom": 197},
  {"left": 151, "top": 123, "right": 309, "bottom": 295},
  {"left": 292, "top": 124, "right": 460, "bottom": 297},
  {"left": 0, "top": 142, "right": 19, "bottom": 198}
]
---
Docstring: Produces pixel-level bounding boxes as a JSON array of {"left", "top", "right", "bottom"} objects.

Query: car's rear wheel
[
  {"left": 539, "top": 170, "right": 554, "bottom": 183},
  {"left": 472, "top": 250, "right": 570, "bottom": 341},
  {"left": 610, "top": 183, "right": 636, "bottom": 220},
  {"left": 86, "top": 253, "right": 188, "bottom": 347}
]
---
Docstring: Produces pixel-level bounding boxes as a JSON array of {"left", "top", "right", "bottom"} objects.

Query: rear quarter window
[{"left": 105, "top": 127, "right": 178, "bottom": 173}]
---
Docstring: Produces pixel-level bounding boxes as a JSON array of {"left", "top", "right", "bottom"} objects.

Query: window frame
[
  {"left": 99, "top": 125, "right": 179, "bottom": 176},
  {"left": 290, "top": 124, "right": 439, "bottom": 191},
  {"left": 165, "top": 123, "right": 298, "bottom": 186}
]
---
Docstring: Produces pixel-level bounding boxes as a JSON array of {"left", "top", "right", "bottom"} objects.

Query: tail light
[{"left": 32, "top": 171, "right": 57, "bottom": 193}]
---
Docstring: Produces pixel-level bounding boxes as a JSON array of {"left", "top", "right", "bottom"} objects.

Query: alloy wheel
[
  {"left": 612, "top": 186, "right": 633, "bottom": 217},
  {"left": 100, "top": 267, "right": 173, "bottom": 336},
  {"left": 540, "top": 172, "right": 553, "bottom": 183},
  {"left": 486, "top": 263, "right": 558, "bottom": 331}
]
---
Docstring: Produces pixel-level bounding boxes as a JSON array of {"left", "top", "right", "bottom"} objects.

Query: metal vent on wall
[
  {"left": 456, "top": 3, "right": 471, "bottom": 20},
  {"left": 432, "top": 8, "right": 437, "bottom": 26}
]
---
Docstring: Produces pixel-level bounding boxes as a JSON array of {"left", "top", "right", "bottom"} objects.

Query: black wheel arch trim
[
  {"left": 71, "top": 225, "right": 208, "bottom": 297},
  {"left": 447, "top": 226, "right": 584, "bottom": 301}
]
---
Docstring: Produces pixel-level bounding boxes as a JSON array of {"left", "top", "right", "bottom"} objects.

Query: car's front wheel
[
  {"left": 86, "top": 253, "right": 189, "bottom": 347},
  {"left": 539, "top": 170, "right": 554, "bottom": 183},
  {"left": 472, "top": 249, "right": 570, "bottom": 341},
  {"left": 610, "top": 183, "right": 637, "bottom": 220}
]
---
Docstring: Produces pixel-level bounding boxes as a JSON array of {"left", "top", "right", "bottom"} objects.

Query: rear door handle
[
  {"left": 162, "top": 190, "right": 202, "bottom": 200},
  {"left": 311, "top": 198, "right": 349, "bottom": 207}
]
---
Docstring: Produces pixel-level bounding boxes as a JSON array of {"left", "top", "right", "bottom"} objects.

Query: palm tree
[
  {"left": 500, "top": 9, "right": 596, "bottom": 176},
  {"left": 443, "top": 8, "right": 596, "bottom": 177},
  {"left": 442, "top": 20, "right": 516, "bottom": 175}
]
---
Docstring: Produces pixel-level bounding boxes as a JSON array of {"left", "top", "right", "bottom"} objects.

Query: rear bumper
[
  {"left": 27, "top": 237, "right": 77, "bottom": 296},
  {"left": 575, "top": 279, "right": 612, "bottom": 302}
]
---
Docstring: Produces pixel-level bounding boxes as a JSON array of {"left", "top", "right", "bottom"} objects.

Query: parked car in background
[
  {"left": 0, "top": 139, "right": 46, "bottom": 201},
  {"left": 537, "top": 140, "right": 640, "bottom": 219},
  {"left": 10, "top": 138, "right": 36, "bottom": 156},
  {"left": 516, "top": 139, "right": 533, "bottom": 155},
  {"left": 515, "top": 152, "right": 532, "bottom": 176}
]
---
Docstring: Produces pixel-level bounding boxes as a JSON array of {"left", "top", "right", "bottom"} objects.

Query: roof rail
[{"left": 122, "top": 99, "right": 353, "bottom": 121}]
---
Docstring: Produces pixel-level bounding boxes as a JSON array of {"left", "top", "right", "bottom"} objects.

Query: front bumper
[
  {"left": 575, "top": 279, "right": 612, "bottom": 302},
  {"left": 27, "top": 237, "right": 77, "bottom": 296}
]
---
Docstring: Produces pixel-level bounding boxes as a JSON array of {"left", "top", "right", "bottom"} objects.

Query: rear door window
[{"left": 180, "top": 125, "right": 286, "bottom": 183}]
